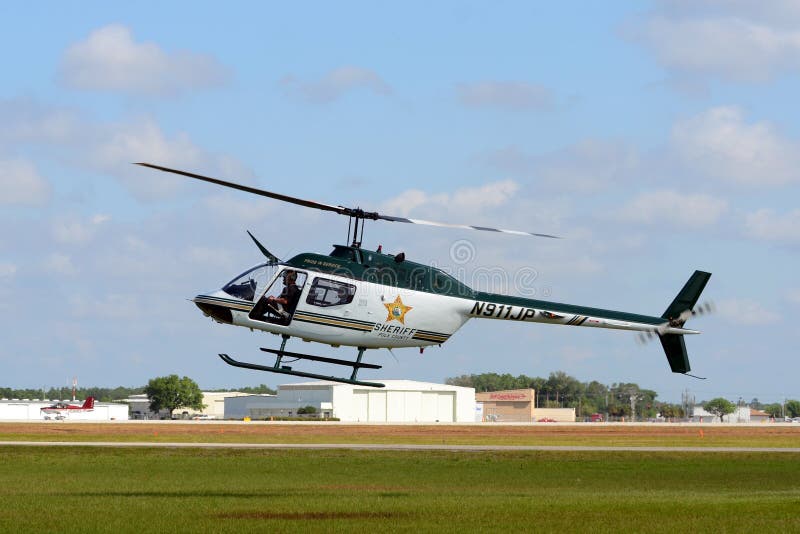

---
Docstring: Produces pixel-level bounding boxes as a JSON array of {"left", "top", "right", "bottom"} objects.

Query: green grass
[{"left": 1, "top": 447, "right": 798, "bottom": 533}]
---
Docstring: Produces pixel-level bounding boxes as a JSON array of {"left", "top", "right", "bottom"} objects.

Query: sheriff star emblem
[{"left": 384, "top": 295, "right": 413, "bottom": 324}]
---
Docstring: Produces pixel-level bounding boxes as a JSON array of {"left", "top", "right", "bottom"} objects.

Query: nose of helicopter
[{"left": 192, "top": 293, "right": 234, "bottom": 324}]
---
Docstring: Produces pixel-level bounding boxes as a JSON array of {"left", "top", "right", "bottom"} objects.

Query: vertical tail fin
[
  {"left": 662, "top": 271, "right": 711, "bottom": 322},
  {"left": 660, "top": 271, "right": 711, "bottom": 374},
  {"left": 82, "top": 397, "right": 95, "bottom": 409}
]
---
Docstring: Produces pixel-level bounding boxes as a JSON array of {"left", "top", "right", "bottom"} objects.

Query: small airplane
[
  {"left": 137, "top": 163, "right": 712, "bottom": 388},
  {"left": 41, "top": 397, "right": 95, "bottom": 420}
]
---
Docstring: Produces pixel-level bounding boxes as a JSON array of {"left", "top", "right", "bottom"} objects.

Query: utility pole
[{"left": 629, "top": 393, "right": 642, "bottom": 422}]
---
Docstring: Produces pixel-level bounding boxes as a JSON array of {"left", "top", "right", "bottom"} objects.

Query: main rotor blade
[
  {"left": 135, "top": 163, "right": 348, "bottom": 215},
  {"left": 136, "top": 163, "right": 558, "bottom": 238},
  {"left": 378, "top": 214, "right": 560, "bottom": 239}
]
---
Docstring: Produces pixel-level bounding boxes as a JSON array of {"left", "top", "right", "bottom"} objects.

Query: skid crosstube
[
  {"left": 259, "top": 348, "right": 382, "bottom": 369},
  {"left": 218, "top": 353, "right": 385, "bottom": 388}
]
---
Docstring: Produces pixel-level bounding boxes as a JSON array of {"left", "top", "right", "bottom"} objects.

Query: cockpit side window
[{"left": 306, "top": 278, "right": 356, "bottom": 307}]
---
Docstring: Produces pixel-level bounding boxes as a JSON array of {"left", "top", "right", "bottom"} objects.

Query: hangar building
[
  {"left": 225, "top": 380, "right": 475, "bottom": 422},
  {"left": 0, "top": 399, "right": 129, "bottom": 421}
]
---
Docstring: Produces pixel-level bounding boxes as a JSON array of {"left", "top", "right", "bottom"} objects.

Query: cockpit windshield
[{"left": 222, "top": 263, "right": 279, "bottom": 301}]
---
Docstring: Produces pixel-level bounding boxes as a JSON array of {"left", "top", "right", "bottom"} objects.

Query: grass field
[
  {"left": 1, "top": 446, "right": 799, "bottom": 533},
  {"left": 2, "top": 422, "right": 800, "bottom": 448}
]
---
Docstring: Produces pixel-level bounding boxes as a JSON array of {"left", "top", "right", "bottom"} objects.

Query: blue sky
[{"left": 2, "top": 1, "right": 799, "bottom": 403}]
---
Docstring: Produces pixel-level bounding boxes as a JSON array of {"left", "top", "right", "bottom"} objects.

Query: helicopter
[{"left": 137, "top": 163, "right": 712, "bottom": 388}]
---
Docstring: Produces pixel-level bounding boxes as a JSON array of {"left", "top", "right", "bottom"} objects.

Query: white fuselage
[
  {"left": 196, "top": 269, "right": 472, "bottom": 349},
  {"left": 194, "top": 266, "right": 696, "bottom": 351}
]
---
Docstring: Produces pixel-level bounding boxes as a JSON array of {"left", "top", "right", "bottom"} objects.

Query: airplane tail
[
  {"left": 82, "top": 397, "right": 95, "bottom": 409},
  {"left": 658, "top": 270, "right": 712, "bottom": 374}
]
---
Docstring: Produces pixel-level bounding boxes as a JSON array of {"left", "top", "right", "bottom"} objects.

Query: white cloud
[
  {"left": 0, "top": 262, "right": 17, "bottom": 277},
  {"left": 43, "top": 253, "right": 78, "bottom": 276},
  {"left": 786, "top": 289, "right": 800, "bottom": 306},
  {"left": 534, "top": 140, "right": 638, "bottom": 193},
  {"left": 628, "top": 3, "right": 800, "bottom": 82},
  {"left": 200, "top": 194, "right": 276, "bottom": 225},
  {"left": 618, "top": 190, "right": 727, "bottom": 227},
  {"left": 672, "top": 107, "right": 800, "bottom": 187},
  {"left": 0, "top": 98, "right": 81, "bottom": 144},
  {"left": 92, "top": 117, "right": 212, "bottom": 200},
  {"left": 60, "top": 24, "right": 229, "bottom": 96},
  {"left": 51, "top": 214, "right": 110, "bottom": 245},
  {"left": 744, "top": 209, "right": 800, "bottom": 243},
  {"left": 68, "top": 293, "right": 143, "bottom": 320},
  {"left": 280, "top": 66, "right": 391, "bottom": 104},
  {"left": 457, "top": 81, "right": 553, "bottom": 111},
  {"left": 382, "top": 180, "right": 519, "bottom": 217},
  {"left": 0, "top": 158, "right": 51, "bottom": 206},
  {"left": 0, "top": 98, "right": 245, "bottom": 201},
  {"left": 717, "top": 298, "right": 780, "bottom": 325}
]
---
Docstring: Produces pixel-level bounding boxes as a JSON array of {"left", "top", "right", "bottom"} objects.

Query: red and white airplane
[{"left": 41, "top": 397, "right": 95, "bottom": 420}]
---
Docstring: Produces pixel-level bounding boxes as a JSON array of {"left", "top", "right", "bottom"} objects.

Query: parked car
[
  {"left": 538, "top": 417, "right": 556, "bottom": 423},
  {"left": 192, "top": 414, "right": 216, "bottom": 420},
  {"left": 589, "top": 413, "right": 604, "bottom": 422}
]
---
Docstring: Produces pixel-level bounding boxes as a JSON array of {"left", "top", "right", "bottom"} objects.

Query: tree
[
  {"left": 704, "top": 397, "right": 735, "bottom": 422},
  {"left": 144, "top": 375, "right": 205, "bottom": 417},
  {"left": 783, "top": 399, "right": 800, "bottom": 418},
  {"left": 763, "top": 403, "right": 783, "bottom": 418},
  {"left": 659, "top": 403, "right": 685, "bottom": 419}
]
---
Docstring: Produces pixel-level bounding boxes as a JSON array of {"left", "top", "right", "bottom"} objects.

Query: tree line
[
  {"left": 446, "top": 371, "right": 663, "bottom": 419},
  {"left": 0, "top": 383, "right": 276, "bottom": 403},
  {"left": 445, "top": 371, "right": 800, "bottom": 420}
]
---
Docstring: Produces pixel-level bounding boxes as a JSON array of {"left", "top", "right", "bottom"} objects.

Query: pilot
[{"left": 267, "top": 270, "right": 301, "bottom": 321}]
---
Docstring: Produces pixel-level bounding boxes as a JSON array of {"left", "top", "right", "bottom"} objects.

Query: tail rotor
[{"left": 636, "top": 300, "right": 715, "bottom": 346}]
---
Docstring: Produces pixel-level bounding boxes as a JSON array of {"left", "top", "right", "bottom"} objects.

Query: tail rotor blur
[{"left": 635, "top": 300, "right": 715, "bottom": 346}]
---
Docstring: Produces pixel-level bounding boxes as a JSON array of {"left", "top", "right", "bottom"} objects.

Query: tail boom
[
  {"left": 466, "top": 295, "right": 678, "bottom": 334},
  {"left": 467, "top": 269, "right": 711, "bottom": 374}
]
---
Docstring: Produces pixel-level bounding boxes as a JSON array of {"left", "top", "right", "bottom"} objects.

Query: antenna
[{"left": 72, "top": 377, "right": 77, "bottom": 402}]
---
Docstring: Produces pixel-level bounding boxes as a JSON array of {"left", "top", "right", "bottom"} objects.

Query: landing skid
[{"left": 218, "top": 337, "right": 384, "bottom": 388}]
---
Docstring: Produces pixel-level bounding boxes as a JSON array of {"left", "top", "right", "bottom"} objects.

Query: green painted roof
[
  {"left": 286, "top": 245, "right": 664, "bottom": 325},
  {"left": 285, "top": 245, "right": 475, "bottom": 298}
]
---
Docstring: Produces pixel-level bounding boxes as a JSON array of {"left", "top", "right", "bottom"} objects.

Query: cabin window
[
  {"left": 306, "top": 278, "right": 356, "bottom": 307},
  {"left": 222, "top": 263, "right": 279, "bottom": 301}
]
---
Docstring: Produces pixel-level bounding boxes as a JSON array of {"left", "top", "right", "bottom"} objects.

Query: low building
[
  {"left": 225, "top": 380, "right": 475, "bottom": 422},
  {"left": 0, "top": 399, "right": 129, "bottom": 421},
  {"left": 477, "top": 389, "right": 535, "bottom": 422},
  {"left": 121, "top": 391, "right": 253, "bottom": 419},
  {"left": 475, "top": 388, "right": 575, "bottom": 422},
  {"left": 750, "top": 408, "right": 772, "bottom": 423}
]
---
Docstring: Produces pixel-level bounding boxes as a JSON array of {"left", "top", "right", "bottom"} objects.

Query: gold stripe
[
  {"left": 195, "top": 298, "right": 253, "bottom": 312},
  {"left": 294, "top": 314, "right": 373, "bottom": 331},
  {"left": 414, "top": 333, "right": 449, "bottom": 342}
]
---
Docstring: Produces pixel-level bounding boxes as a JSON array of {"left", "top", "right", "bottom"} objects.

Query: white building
[
  {"left": 0, "top": 399, "right": 129, "bottom": 421},
  {"left": 122, "top": 391, "right": 252, "bottom": 419},
  {"left": 691, "top": 405, "right": 750, "bottom": 423},
  {"left": 225, "top": 380, "right": 475, "bottom": 422}
]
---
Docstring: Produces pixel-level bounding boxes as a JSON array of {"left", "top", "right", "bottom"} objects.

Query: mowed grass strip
[
  {"left": 0, "top": 447, "right": 798, "bottom": 533},
  {"left": 2, "top": 422, "right": 800, "bottom": 448}
]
